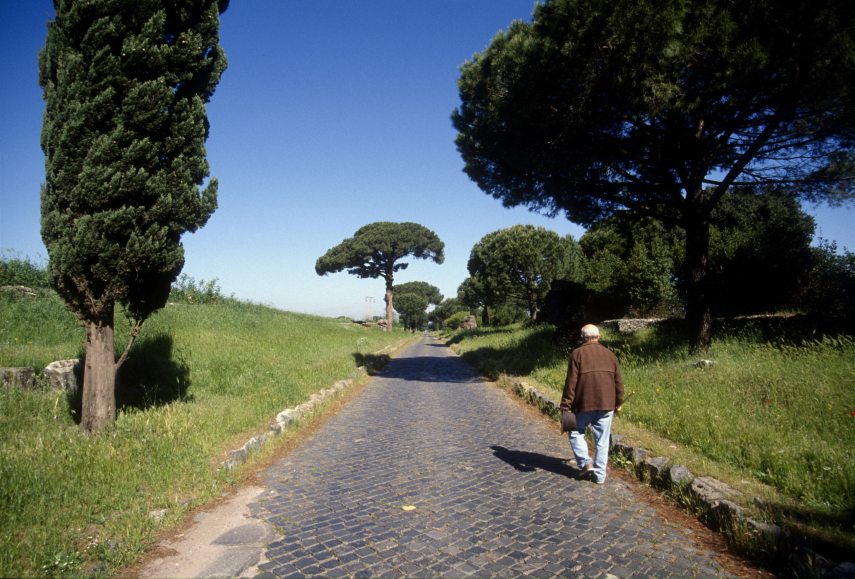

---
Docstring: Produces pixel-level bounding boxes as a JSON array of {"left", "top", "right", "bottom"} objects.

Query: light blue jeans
[{"left": 568, "top": 410, "right": 614, "bottom": 483}]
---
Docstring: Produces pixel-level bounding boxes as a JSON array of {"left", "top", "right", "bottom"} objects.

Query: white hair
[{"left": 581, "top": 324, "right": 600, "bottom": 340}]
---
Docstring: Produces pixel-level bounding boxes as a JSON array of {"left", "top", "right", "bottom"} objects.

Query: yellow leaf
[{"left": 401, "top": 505, "right": 416, "bottom": 511}]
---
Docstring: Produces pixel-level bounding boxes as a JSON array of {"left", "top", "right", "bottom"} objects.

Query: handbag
[{"left": 560, "top": 409, "right": 577, "bottom": 433}]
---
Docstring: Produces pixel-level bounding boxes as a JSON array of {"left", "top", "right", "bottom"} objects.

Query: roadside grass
[
  {"left": 442, "top": 320, "right": 855, "bottom": 560},
  {"left": 0, "top": 292, "right": 411, "bottom": 577}
]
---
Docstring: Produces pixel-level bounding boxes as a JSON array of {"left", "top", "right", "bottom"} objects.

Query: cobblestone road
[{"left": 252, "top": 338, "right": 734, "bottom": 578}]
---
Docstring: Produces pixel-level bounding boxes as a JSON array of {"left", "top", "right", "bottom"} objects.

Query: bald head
[{"left": 581, "top": 324, "right": 600, "bottom": 342}]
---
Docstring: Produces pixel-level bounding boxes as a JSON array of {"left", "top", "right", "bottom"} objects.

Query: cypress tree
[{"left": 39, "top": 0, "right": 228, "bottom": 433}]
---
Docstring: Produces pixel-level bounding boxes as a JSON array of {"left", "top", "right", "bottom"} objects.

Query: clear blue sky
[{"left": 1, "top": 1, "right": 852, "bottom": 319}]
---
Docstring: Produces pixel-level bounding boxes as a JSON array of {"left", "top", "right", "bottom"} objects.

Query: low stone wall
[
  {"left": 1, "top": 359, "right": 81, "bottom": 391},
  {"left": 506, "top": 377, "right": 852, "bottom": 579},
  {"left": 601, "top": 318, "right": 665, "bottom": 333}
]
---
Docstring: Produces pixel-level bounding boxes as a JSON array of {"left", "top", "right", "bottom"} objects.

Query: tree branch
[
  {"left": 115, "top": 319, "right": 143, "bottom": 370},
  {"left": 708, "top": 119, "right": 782, "bottom": 209}
]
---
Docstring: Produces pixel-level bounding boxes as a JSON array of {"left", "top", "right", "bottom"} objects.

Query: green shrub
[
  {"left": 169, "top": 274, "right": 227, "bottom": 304},
  {"left": 0, "top": 253, "right": 50, "bottom": 289},
  {"left": 443, "top": 310, "right": 470, "bottom": 329}
]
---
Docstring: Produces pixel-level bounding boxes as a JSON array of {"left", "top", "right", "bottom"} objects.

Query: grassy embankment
[
  {"left": 0, "top": 289, "right": 411, "bottom": 577},
  {"left": 442, "top": 320, "right": 855, "bottom": 563}
]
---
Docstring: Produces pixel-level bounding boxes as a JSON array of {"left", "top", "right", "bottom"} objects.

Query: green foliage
[
  {"left": 457, "top": 276, "right": 488, "bottom": 317},
  {"left": 169, "top": 274, "right": 227, "bottom": 305},
  {"left": 467, "top": 225, "right": 580, "bottom": 321},
  {"left": 392, "top": 281, "right": 443, "bottom": 305},
  {"left": 445, "top": 320, "right": 855, "bottom": 557},
  {"left": 0, "top": 290, "right": 83, "bottom": 370},
  {"left": 572, "top": 190, "right": 821, "bottom": 319},
  {"left": 0, "top": 253, "right": 50, "bottom": 289},
  {"left": 443, "top": 310, "right": 471, "bottom": 330},
  {"left": 429, "top": 298, "right": 469, "bottom": 329},
  {"left": 39, "top": 0, "right": 227, "bottom": 326},
  {"left": 487, "top": 301, "right": 529, "bottom": 327},
  {"left": 707, "top": 189, "right": 816, "bottom": 316},
  {"left": 392, "top": 282, "right": 443, "bottom": 331},
  {"left": 579, "top": 217, "right": 682, "bottom": 318},
  {"left": 392, "top": 293, "right": 429, "bottom": 332},
  {"left": 0, "top": 293, "right": 410, "bottom": 577},
  {"left": 802, "top": 241, "right": 855, "bottom": 331}
]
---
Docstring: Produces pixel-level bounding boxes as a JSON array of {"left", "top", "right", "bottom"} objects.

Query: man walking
[{"left": 561, "top": 324, "right": 624, "bottom": 484}]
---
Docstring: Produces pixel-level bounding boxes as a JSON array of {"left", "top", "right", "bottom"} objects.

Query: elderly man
[{"left": 561, "top": 324, "right": 624, "bottom": 484}]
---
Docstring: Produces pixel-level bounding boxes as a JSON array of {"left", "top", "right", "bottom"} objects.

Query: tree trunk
[
  {"left": 384, "top": 279, "right": 394, "bottom": 332},
  {"left": 81, "top": 311, "right": 117, "bottom": 433},
  {"left": 684, "top": 208, "right": 712, "bottom": 354},
  {"left": 528, "top": 289, "right": 539, "bottom": 322},
  {"left": 481, "top": 305, "right": 490, "bottom": 327}
]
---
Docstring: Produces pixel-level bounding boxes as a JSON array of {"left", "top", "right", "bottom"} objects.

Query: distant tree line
[{"left": 439, "top": 188, "right": 855, "bottom": 337}]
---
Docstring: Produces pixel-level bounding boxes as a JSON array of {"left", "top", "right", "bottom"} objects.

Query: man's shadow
[{"left": 491, "top": 445, "right": 582, "bottom": 477}]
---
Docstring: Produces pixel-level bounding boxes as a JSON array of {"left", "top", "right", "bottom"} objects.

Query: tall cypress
[{"left": 39, "top": 0, "right": 228, "bottom": 433}]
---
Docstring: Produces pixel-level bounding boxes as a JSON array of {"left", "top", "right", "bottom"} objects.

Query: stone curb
[
  {"left": 220, "top": 370, "right": 365, "bottom": 472},
  {"left": 220, "top": 340, "right": 407, "bottom": 472},
  {"left": 506, "top": 377, "right": 853, "bottom": 579}
]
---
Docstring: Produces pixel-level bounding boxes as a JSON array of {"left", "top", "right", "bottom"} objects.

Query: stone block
[
  {"left": 277, "top": 408, "right": 302, "bottom": 426},
  {"left": 631, "top": 447, "right": 649, "bottom": 467},
  {"left": 666, "top": 464, "right": 694, "bottom": 488},
  {"left": 44, "top": 359, "right": 81, "bottom": 391},
  {"left": 744, "top": 518, "right": 783, "bottom": 549},
  {"left": 461, "top": 315, "right": 478, "bottom": 329},
  {"left": 276, "top": 409, "right": 294, "bottom": 426},
  {"left": 149, "top": 508, "right": 168, "bottom": 522},
  {"left": 689, "top": 476, "right": 739, "bottom": 510},
  {"left": 244, "top": 436, "right": 263, "bottom": 454},
  {"left": 640, "top": 456, "right": 670, "bottom": 485},
  {"left": 1, "top": 367, "right": 36, "bottom": 390},
  {"left": 610, "top": 440, "right": 634, "bottom": 462},
  {"left": 228, "top": 447, "right": 247, "bottom": 464},
  {"left": 709, "top": 499, "right": 746, "bottom": 531},
  {"left": 333, "top": 380, "right": 349, "bottom": 390}
]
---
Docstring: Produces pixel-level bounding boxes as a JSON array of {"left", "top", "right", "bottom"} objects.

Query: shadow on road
[
  {"left": 370, "top": 352, "right": 485, "bottom": 384},
  {"left": 490, "top": 445, "right": 578, "bottom": 477},
  {"left": 353, "top": 352, "right": 392, "bottom": 375}
]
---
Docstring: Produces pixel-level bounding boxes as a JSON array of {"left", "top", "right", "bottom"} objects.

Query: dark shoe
[{"left": 576, "top": 462, "right": 595, "bottom": 480}]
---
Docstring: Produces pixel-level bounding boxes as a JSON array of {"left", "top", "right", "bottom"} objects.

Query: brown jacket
[{"left": 561, "top": 341, "right": 625, "bottom": 413}]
